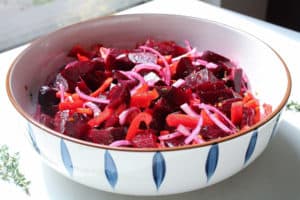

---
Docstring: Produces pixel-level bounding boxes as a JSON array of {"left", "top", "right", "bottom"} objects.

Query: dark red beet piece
[
  {"left": 104, "top": 114, "right": 120, "bottom": 128},
  {"left": 150, "top": 98, "right": 173, "bottom": 131},
  {"left": 107, "top": 85, "right": 130, "bottom": 109},
  {"left": 88, "top": 128, "right": 113, "bottom": 145},
  {"left": 106, "top": 49, "right": 135, "bottom": 71},
  {"left": 64, "top": 113, "right": 90, "bottom": 139},
  {"left": 163, "top": 86, "right": 192, "bottom": 109},
  {"left": 144, "top": 39, "right": 187, "bottom": 56},
  {"left": 131, "top": 130, "right": 158, "bottom": 148},
  {"left": 81, "top": 70, "right": 107, "bottom": 92},
  {"left": 165, "top": 135, "right": 186, "bottom": 147},
  {"left": 38, "top": 86, "right": 60, "bottom": 116},
  {"left": 174, "top": 57, "right": 197, "bottom": 79},
  {"left": 200, "top": 50, "right": 230, "bottom": 63},
  {"left": 201, "top": 125, "right": 228, "bottom": 140}
]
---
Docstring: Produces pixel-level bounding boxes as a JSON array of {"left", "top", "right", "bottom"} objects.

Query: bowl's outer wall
[
  {"left": 27, "top": 111, "right": 279, "bottom": 195},
  {"left": 8, "top": 14, "right": 289, "bottom": 195}
]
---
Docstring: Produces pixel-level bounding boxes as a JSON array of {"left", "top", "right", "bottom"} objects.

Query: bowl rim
[{"left": 6, "top": 13, "right": 292, "bottom": 152}]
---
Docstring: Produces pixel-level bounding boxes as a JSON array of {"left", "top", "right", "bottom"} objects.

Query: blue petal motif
[
  {"left": 104, "top": 150, "right": 118, "bottom": 188},
  {"left": 60, "top": 139, "right": 73, "bottom": 176},
  {"left": 152, "top": 152, "right": 166, "bottom": 190},
  {"left": 205, "top": 144, "right": 219, "bottom": 182},
  {"left": 271, "top": 114, "right": 281, "bottom": 139},
  {"left": 244, "top": 130, "right": 258, "bottom": 165},
  {"left": 27, "top": 123, "right": 40, "bottom": 154}
]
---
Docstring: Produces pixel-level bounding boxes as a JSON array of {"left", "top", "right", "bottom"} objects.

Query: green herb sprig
[
  {"left": 286, "top": 101, "right": 300, "bottom": 112},
  {"left": 0, "top": 145, "right": 30, "bottom": 195}
]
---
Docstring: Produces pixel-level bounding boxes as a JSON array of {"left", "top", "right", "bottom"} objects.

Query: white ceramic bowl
[{"left": 6, "top": 14, "right": 291, "bottom": 195}]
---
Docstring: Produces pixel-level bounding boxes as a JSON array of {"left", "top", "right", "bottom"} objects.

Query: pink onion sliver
[
  {"left": 83, "top": 102, "right": 101, "bottom": 116},
  {"left": 116, "top": 53, "right": 126, "bottom": 59},
  {"left": 193, "top": 59, "right": 208, "bottom": 66},
  {"left": 109, "top": 140, "right": 132, "bottom": 147},
  {"left": 59, "top": 84, "right": 65, "bottom": 103},
  {"left": 176, "top": 124, "right": 191, "bottom": 136},
  {"left": 172, "top": 48, "right": 197, "bottom": 62},
  {"left": 172, "top": 79, "right": 185, "bottom": 88},
  {"left": 132, "top": 63, "right": 162, "bottom": 73},
  {"left": 184, "top": 40, "right": 192, "bottom": 51},
  {"left": 119, "top": 107, "right": 140, "bottom": 125},
  {"left": 139, "top": 46, "right": 171, "bottom": 85},
  {"left": 75, "top": 87, "right": 110, "bottom": 104},
  {"left": 206, "top": 62, "right": 218, "bottom": 69},
  {"left": 180, "top": 103, "right": 199, "bottom": 117},
  {"left": 199, "top": 103, "right": 237, "bottom": 130},
  {"left": 203, "top": 108, "right": 233, "bottom": 133},
  {"left": 158, "top": 132, "right": 182, "bottom": 140},
  {"left": 184, "top": 116, "right": 203, "bottom": 144}
]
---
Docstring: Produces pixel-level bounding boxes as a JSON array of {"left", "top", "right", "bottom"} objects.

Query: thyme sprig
[
  {"left": 286, "top": 101, "right": 300, "bottom": 112},
  {"left": 0, "top": 145, "right": 30, "bottom": 195}
]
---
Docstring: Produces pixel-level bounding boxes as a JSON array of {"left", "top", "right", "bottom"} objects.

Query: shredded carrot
[
  {"left": 126, "top": 112, "right": 152, "bottom": 140},
  {"left": 166, "top": 113, "right": 199, "bottom": 128},
  {"left": 77, "top": 53, "right": 89, "bottom": 61},
  {"left": 88, "top": 107, "right": 113, "bottom": 127},
  {"left": 90, "top": 77, "right": 113, "bottom": 97},
  {"left": 76, "top": 108, "right": 93, "bottom": 115}
]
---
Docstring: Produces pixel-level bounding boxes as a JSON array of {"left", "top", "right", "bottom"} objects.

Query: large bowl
[{"left": 6, "top": 14, "right": 291, "bottom": 195}]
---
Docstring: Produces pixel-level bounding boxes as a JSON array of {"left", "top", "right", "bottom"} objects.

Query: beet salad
[{"left": 36, "top": 39, "right": 272, "bottom": 148}]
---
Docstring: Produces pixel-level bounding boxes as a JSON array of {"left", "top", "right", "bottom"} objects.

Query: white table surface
[{"left": 1, "top": 0, "right": 300, "bottom": 199}]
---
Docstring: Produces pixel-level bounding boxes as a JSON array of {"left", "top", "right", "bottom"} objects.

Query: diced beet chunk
[
  {"left": 88, "top": 128, "right": 113, "bottom": 145},
  {"left": 64, "top": 113, "right": 90, "bottom": 139},
  {"left": 150, "top": 99, "right": 173, "bottom": 131},
  {"left": 185, "top": 68, "right": 218, "bottom": 88},
  {"left": 38, "top": 86, "right": 60, "bottom": 116},
  {"left": 163, "top": 86, "right": 192, "bottom": 109},
  {"left": 107, "top": 85, "right": 130, "bottom": 109},
  {"left": 131, "top": 130, "right": 158, "bottom": 148},
  {"left": 165, "top": 135, "right": 186, "bottom": 147},
  {"left": 200, "top": 50, "right": 230, "bottom": 63},
  {"left": 143, "top": 39, "right": 187, "bottom": 56},
  {"left": 174, "top": 57, "right": 197, "bottom": 79},
  {"left": 201, "top": 125, "right": 228, "bottom": 140},
  {"left": 104, "top": 114, "right": 120, "bottom": 128},
  {"left": 198, "top": 88, "right": 235, "bottom": 105}
]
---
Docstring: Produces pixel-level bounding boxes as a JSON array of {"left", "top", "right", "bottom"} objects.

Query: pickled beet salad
[{"left": 37, "top": 40, "right": 272, "bottom": 148}]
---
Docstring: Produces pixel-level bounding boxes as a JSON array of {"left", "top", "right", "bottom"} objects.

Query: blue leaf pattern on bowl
[
  {"left": 27, "top": 123, "right": 40, "bottom": 154},
  {"left": 205, "top": 144, "right": 219, "bottom": 182},
  {"left": 104, "top": 150, "right": 118, "bottom": 188},
  {"left": 244, "top": 130, "right": 258, "bottom": 165},
  {"left": 271, "top": 114, "right": 281, "bottom": 139},
  {"left": 60, "top": 139, "right": 73, "bottom": 176},
  {"left": 152, "top": 152, "right": 166, "bottom": 190}
]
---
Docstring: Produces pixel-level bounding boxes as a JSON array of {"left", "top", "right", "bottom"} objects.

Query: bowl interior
[{"left": 7, "top": 14, "right": 290, "bottom": 147}]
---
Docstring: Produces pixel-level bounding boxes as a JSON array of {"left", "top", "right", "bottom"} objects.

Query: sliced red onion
[
  {"left": 116, "top": 53, "right": 127, "bottom": 60},
  {"left": 59, "top": 84, "right": 65, "bottom": 103},
  {"left": 83, "top": 102, "right": 101, "bottom": 116},
  {"left": 184, "top": 116, "right": 203, "bottom": 144},
  {"left": 206, "top": 62, "right": 218, "bottom": 69},
  {"left": 119, "top": 107, "right": 140, "bottom": 125},
  {"left": 176, "top": 124, "right": 191, "bottom": 136},
  {"left": 172, "top": 48, "right": 197, "bottom": 62},
  {"left": 184, "top": 40, "right": 192, "bottom": 51},
  {"left": 198, "top": 103, "right": 237, "bottom": 130},
  {"left": 180, "top": 103, "right": 199, "bottom": 117},
  {"left": 75, "top": 87, "right": 109, "bottom": 104},
  {"left": 64, "top": 60, "right": 78, "bottom": 70},
  {"left": 158, "top": 132, "right": 182, "bottom": 140},
  {"left": 203, "top": 108, "right": 233, "bottom": 133},
  {"left": 100, "top": 47, "right": 110, "bottom": 61},
  {"left": 144, "top": 72, "right": 161, "bottom": 86},
  {"left": 132, "top": 63, "right": 162, "bottom": 73},
  {"left": 139, "top": 45, "right": 171, "bottom": 85},
  {"left": 172, "top": 78, "right": 185, "bottom": 88},
  {"left": 193, "top": 58, "right": 208, "bottom": 66},
  {"left": 109, "top": 140, "right": 132, "bottom": 147}
]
